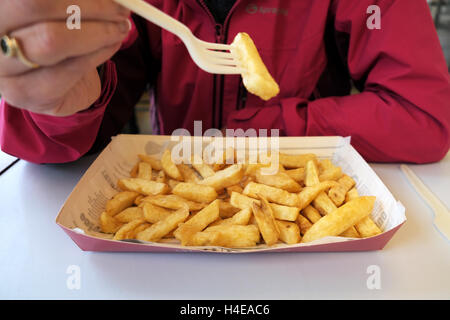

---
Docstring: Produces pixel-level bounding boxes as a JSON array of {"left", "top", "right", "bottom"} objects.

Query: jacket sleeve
[
  {"left": 0, "top": 15, "right": 154, "bottom": 164},
  {"left": 227, "top": 0, "right": 450, "bottom": 163}
]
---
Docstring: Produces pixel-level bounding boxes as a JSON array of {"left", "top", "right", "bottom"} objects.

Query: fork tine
[
  {"left": 205, "top": 57, "right": 241, "bottom": 67},
  {"left": 198, "top": 40, "right": 232, "bottom": 51},
  {"left": 206, "top": 50, "right": 236, "bottom": 60},
  {"left": 206, "top": 55, "right": 239, "bottom": 66},
  {"left": 189, "top": 50, "right": 242, "bottom": 74},
  {"left": 206, "top": 43, "right": 232, "bottom": 51},
  {"left": 201, "top": 50, "right": 240, "bottom": 67},
  {"left": 203, "top": 65, "right": 243, "bottom": 74}
]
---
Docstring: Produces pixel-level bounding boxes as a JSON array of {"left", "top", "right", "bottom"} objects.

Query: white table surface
[{"left": 0, "top": 152, "right": 449, "bottom": 300}]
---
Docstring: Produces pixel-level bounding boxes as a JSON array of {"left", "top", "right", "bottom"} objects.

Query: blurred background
[
  {"left": 431, "top": 0, "right": 450, "bottom": 63},
  {"left": 0, "top": 1, "right": 449, "bottom": 166}
]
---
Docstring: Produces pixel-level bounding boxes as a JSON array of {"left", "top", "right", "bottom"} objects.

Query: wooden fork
[{"left": 113, "top": 0, "right": 243, "bottom": 74}]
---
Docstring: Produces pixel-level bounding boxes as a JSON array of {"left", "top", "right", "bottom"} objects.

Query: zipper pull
[
  {"left": 236, "top": 80, "right": 248, "bottom": 110},
  {"left": 215, "top": 24, "right": 223, "bottom": 43},
  {"left": 241, "top": 87, "right": 248, "bottom": 110}
]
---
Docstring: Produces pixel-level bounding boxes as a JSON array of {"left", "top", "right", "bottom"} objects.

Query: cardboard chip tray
[{"left": 56, "top": 135, "right": 406, "bottom": 253}]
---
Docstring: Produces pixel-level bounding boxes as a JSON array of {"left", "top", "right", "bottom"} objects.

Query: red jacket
[{"left": 1, "top": 0, "right": 450, "bottom": 163}]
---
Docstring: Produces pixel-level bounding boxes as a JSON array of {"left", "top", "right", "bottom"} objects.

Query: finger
[
  {"left": 0, "top": 42, "right": 122, "bottom": 113},
  {"left": 0, "top": 20, "right": 131, "bottom": 76},
  {"left": 0, "top": 0, "right": 130, "bottom": 35}
]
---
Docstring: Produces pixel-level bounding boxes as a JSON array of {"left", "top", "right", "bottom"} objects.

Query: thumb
[{"left": 50, "top": 69, "right": 102, "bottom": 117}]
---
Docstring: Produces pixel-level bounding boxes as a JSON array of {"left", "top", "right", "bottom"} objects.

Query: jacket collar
[{"left": 182, "top": 0, "right": 245, "bottom": 15}]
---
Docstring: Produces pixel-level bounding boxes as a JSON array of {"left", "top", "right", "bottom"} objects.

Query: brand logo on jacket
[{"left": 246, "top": 3, "right": 288, "bottom": 16}]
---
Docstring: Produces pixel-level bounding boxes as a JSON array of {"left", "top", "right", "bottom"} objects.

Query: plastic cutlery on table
[
  {"left": 113, "top": 0, "right": 243, "bottom": 75},
  {"left": 400, "top": 164, "right": 450, "bottom": 241}
]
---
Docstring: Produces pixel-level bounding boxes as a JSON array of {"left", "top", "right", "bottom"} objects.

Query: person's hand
[{"left": 0, "top": 0, "right": 131, "bottom": 116}]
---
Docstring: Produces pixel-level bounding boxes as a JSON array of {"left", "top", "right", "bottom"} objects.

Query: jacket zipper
[
  {"left": 197, "top": 0, "right": 241, "bottom": 129},
  {"left": 236, "top": 79, "right": 247, "bottom": 110},
  {"left": 211, "top": 24, "right": 222, "bottom": 130},
  {"left": 197, "top": 0, "right": 222, "bottom": 129},
  {"left": 215, "top": 24, "right": 225, "bottom": 128}
]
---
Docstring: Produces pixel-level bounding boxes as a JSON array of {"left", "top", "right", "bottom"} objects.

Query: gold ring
[{"left": 1, "top": 35, "right": 40, "bottom": 69}]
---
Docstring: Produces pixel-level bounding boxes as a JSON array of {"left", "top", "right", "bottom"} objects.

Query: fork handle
[
  {"left": 113, "top": 0, "right": 191, "bottom": 40},
  {"left": 401, "top": 164, "right": 448, "bottom": 214}
]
